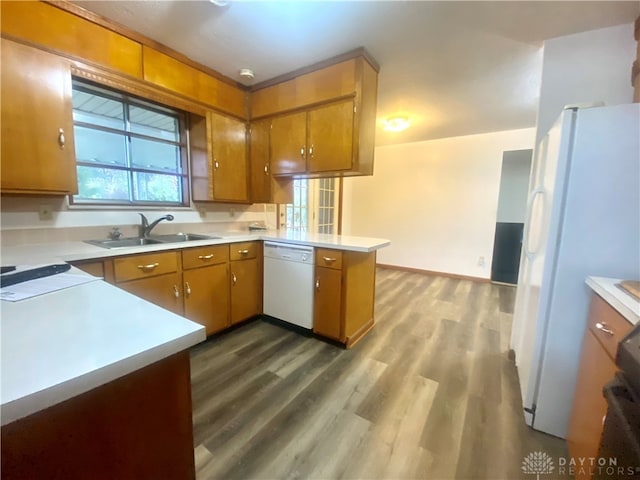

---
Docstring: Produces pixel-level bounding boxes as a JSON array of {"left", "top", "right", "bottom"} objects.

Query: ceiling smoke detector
[{"left": 239, "top": 68, "right": 255, "bottom": 80}]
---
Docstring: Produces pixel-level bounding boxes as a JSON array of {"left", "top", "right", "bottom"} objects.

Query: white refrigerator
[{"left": 510, "top": 103, "right": 640, "bottom": 439}]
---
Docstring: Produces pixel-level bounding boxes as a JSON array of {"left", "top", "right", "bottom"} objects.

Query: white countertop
[
  {"left": 1, "top": 276, "right": 205, "bottom": 426},
  {"left": 586, "top": 276, "right": 640, "bottom": 325},
  {"left": 0, "top": 231, "right": 389, "bottom": 425},
  {"left": 1, "top": 230, "right": 389, "bottom": 265}
]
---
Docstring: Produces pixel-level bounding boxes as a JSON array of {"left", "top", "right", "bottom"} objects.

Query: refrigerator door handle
[{"left": 523, "top": 186, "right": 545, "bottom": 260}]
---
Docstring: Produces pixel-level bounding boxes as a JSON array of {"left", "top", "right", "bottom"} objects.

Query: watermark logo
[{"left": 522, "top": 451, "right": 555, "bottom": 479}]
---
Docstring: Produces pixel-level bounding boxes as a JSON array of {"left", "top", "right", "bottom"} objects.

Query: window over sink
[{"left": 70, "top": 79, "right": 189, "bottom": 206}]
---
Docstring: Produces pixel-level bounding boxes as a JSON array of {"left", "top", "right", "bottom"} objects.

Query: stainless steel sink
[
  {"left": 85, "top": 233, "right": 220, "bottom": 249},
  {"left": 85, "top": 237, "right": 164, "bottom": 249},
  {"left": 149, "top": 233, "right": 220, "bottom": 243}
]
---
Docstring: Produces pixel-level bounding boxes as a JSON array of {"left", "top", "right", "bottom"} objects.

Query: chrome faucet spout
[{"left": 139, "top": 213, "right": 174, "bottom": 237}]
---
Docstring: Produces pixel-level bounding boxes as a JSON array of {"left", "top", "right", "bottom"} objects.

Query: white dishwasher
[{"left": 263, "top": 241, "right": 315, "bottom": 329}]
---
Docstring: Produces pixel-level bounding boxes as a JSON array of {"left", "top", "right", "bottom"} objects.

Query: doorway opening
[{"left": 491, "top": 149, "right": 532, "bottom": 285}]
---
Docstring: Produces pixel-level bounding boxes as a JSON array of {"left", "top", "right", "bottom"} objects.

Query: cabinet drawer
[
  {"left": 182, "top": 245, "right": 229, "bottom": 269},
  {"left": 587, "top": 293, "right": 633, "bottom": 360},
  {"left": 316, "top": 248, "right": 343, "bottom": 270},
  {"left": 114, "top": 252, "right": 178, "bottom": 283},
  {"left": 229, "top": 242, "right": 259, "bottom": 261}
]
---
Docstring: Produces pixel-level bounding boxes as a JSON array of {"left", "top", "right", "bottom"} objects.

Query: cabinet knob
[
  {"left": 595, "top": 322, "right": 614, "bottom": 336},
  {"left": 58, "top": 128, "right": 65, "bottom": 149},
  {"left": 232, "top": 272, "right": 237, "bottom": 285},
  {"left": 264, "top": 164, "right": 269, "bottom": 175},
  {"left": 300, "top": 147, "right": 305, "bottom": 157},
  {"left": 214, "top": 160, "right": 219, "bottom": 169},
  {"left": 315, "top": 278, "right": 320, "bottom": 290},
  {"left": 173, "top": 285, "right": 180, "bottom": 298},
  {"left": 309, "top": 144, "right": 314, "bottom": 157},
  {"left": 185, "top": 281, "right": 191, "bottom": 296}
]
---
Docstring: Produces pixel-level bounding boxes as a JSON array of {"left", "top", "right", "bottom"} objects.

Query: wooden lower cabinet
[
  {"left": 567, "top": 293, "right": 633, "bottom": 480},
  {"left": 313, "top": 248, "right": 376, "bottom": 347},
  {"left": 117, "top": 272, "right": 184, "bottom": 316},
  {"left": 313, "top": 266, "right": 342, "bottom": 341},
  {"left": 230, "top": 257, "right": 261, "bottom": 325},
  {"left": 183, "top": 263, "right": 229, "bottom": 336}
]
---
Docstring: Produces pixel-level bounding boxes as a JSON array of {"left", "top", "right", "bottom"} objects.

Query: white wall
[
  {"left": 496, "top": 149, "right": 532, "bottom": 223},
  {"left": 536, "top": 23, "right": 635, "bottom": 142},
  {"left": 342, "top": 128, "right": 535, "bottom": 279}
]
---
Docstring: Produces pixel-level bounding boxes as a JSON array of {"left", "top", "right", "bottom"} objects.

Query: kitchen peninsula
[{"left": 1, "top": 231, "right": 389, "bottom": 479}]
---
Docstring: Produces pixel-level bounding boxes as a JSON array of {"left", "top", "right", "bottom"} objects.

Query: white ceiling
[{"left": 74, "top": 1, "right": 639, "bottom": 146}]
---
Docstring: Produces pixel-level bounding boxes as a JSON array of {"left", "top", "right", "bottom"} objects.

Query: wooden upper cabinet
[
  {"left": 270, "top": 111, "right": 308, "bottom": 175},
  {"left": 209, "top": 111, "right": 249, "bottom": 202},
  {"left": 252, "top": 55, "right": 378, "bottom": 178},
  {"left": 191, "top": 111, "right": 249, "bottom": 203},
  {"left": 249, "top": 119, "right": 271, "bottom": 203},
  {"left": 307, "top": 100, "right": 354, "bottom": 173},
  {"left": 1, "top": 39, "right": 78, "bottom": 194},
  {"left": 142, "top": 46, "right": 246, "bottom": 118},
  {"left": 1, "top": 1, "right": 142, "bottom": 78}
]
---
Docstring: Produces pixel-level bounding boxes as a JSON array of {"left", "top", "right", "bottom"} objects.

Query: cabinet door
[
  {"left": 270, "top": 111, "right": 307, "bottom": 175},
  {"left": 117, "top": 272, "right": 184, "bottom": 316},
  {"left": 230, "top": 258, "right": 260, "bottom": 324},
  {"left": 307, "top": 100, "right": 354, "bottom": 173},
  {"left": 1, "top": 39, "right": 78, "bottom": 194},
  {"left": 313, "top": 266, "right": 342, "bottom": 341},
  {"left": 249, "top": 119, "right": 271, "bottom": 203},
  {"left": 567, "top": 330, "right": 618, "bottom": 480},
  {"left": 184, "top": 263, "right": 229, "bottom": 336},
  {"left": 209, "top": 111, "right": 248, "bottom": 202}
]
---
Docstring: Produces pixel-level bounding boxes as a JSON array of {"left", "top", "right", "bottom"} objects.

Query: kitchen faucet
[{"left": 139, "top": 213, "right": 174, "bottom": 238}]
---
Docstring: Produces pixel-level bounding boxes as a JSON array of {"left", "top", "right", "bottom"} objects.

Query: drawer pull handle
[
  {"left": 185, "top": 282, "right": 191, "bottom": 296},
  {"left": 232, "top": 273, "right": 237, "bottom": 285},
  {"left": 58, "top": 128, "right": 65, "bottom": 148},
  {"left": 137, "top": 262, "right": 159, "bottom": 271},
  {"left": 238, "top": 249, "right": 250, "bottom": 255},
  {"left": 173, "top": 285, "right": 180, "bottom": 299},
  {"left": 198, "top": 254, "right": 214, "bottom": 260},
  {"left": 322, "top": 257, "right": 337, "bottom": 264},
  {"left": 315, "top": 278, "right": 320, "bottom": 290},
  {"left": 595, "top": 322, "right": 614, "bottom": 336}
]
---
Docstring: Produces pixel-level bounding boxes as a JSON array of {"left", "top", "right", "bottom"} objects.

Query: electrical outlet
[
  {"left": 38, "top": 204, "right": 53, "bottom": 221},
  {"left": 478, "top": 256, "right": 485, "bottom": 266}
]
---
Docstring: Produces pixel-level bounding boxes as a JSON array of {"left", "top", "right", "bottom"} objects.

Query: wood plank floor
[{"left": 190, "top": 268, "right": 569, "bottom": 479}]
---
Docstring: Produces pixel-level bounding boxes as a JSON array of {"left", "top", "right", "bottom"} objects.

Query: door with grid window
[{"left": 282, "top": 178, "right": 340, "bottom": 234}]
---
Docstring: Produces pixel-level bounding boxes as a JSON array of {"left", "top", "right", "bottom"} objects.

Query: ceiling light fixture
[
  {"left": 239, "top": 68, "right": 255, "bottom": 80},
  {"left": 383, "top": 116, "right": 410, "bottom": 132},
  {"left": 209, "top": 0, "right": 229, "bottom": 6}
]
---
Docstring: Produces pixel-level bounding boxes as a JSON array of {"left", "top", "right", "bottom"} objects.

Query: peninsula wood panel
[
  {"left": 1, "top": 1, "right": 142, "bottom": 78},
  {"left": 251, "top": 59, "right": 357, "bottom": 118},
  {"left": 143, "top": 46, "right": 246, "bottom": 118},
  {"left": 1, "top": 39, "right": 78, "bottom": 194},
  {"left": 2, "top": 351, "right": 195, "bottom": 480},
  {"left": 343, "top": 251, "right": 376, "bottom": 341}
]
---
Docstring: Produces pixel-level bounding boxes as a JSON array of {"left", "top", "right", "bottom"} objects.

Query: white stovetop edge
[{"left": 586, "top": 276, "right": 640, "bottom": 325}]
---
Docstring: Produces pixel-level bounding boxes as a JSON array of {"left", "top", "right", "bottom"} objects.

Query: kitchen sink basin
[
  {"left": 85, "top": 233, "right": 220, "bottom": 249},
  {"left": 149, "top": 233, "right": 220, "bottom": 243},
  {"left": 85, "top": 237, "right": 164, "bottom": 249}
]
